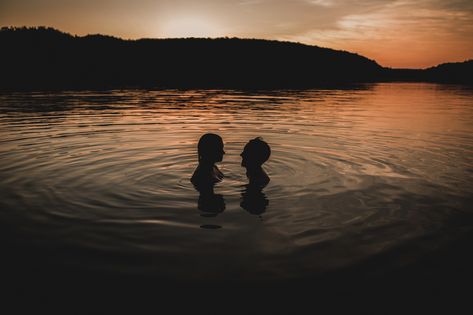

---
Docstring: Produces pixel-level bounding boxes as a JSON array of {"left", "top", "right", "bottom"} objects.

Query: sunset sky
[{"left": 1, "top": 0, "right": 472, "bottom": 68}]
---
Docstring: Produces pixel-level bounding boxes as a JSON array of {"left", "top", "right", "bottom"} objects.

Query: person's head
[
  {"left": 241, "top": 137, "right": 271, "bottom": 168},
  {"left": 197, "top": 133, "right": 225, "bottom": 164}
]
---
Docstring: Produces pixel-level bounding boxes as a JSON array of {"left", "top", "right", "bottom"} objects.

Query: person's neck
[{"left": 245, "top": 165, "right": 264, "bottom": 177}]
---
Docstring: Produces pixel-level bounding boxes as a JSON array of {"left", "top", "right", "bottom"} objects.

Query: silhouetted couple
[{"left": 191, "top": 133, "right": 270, "bottom": 215}]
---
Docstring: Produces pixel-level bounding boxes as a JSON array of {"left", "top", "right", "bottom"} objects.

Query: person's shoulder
[
  {"left": 249, "top": 171, "right": 269, "bottom": 187},
  {"left": 260, "top": 173, "right": 270, "bottom": 186},
  {"left": 191, "top": 167, "right": 201, "bottom": 183},
  {"left": 191, "top": 167, "right": 223, "bottom": 185}
]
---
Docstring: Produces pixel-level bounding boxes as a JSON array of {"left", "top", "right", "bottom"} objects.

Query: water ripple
[{"left": 1, "top": 83, "right": 472, "bottom": 281}]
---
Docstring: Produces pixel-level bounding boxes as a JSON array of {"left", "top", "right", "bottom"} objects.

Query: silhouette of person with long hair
[
  {"left": 240, "top": 137, "right": 271, "bottom": 215},
  {"left": 191, "top": 133, "right": 225, "bottom": 185},
  {"left": 191, "top": 133, "right": 226, "bottom": 215}
]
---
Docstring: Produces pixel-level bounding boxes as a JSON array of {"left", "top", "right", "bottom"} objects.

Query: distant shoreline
[
  {"left": 1, "top": 26, "right": 472, "bottom": 91},
  {"left": 1, "top": 82, "right": 471, "bottom": 94}
]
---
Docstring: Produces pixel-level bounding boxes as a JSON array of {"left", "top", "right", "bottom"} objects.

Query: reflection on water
[
  {"left": 241, "top": 184, "right": 268, "bottom": 216},
  {"left": 0, "top": 83, "right": 472, "bottom": 282},
  {"left": 196, "top": 185, "right": 226, "bottom": 218}
]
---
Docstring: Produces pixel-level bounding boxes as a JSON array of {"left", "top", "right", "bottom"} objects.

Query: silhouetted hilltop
[
  {"left": 0, "top": 27, "right": 471, "bottom": 90},
  {"left": 423, "top": 60, "right": 473, "bottom": 84},
  {"left": 383, "top": 60, "right": 473, "bottom": 84},
  {"left": 0, "top": 27, "right": 383, "bottom": 90}
]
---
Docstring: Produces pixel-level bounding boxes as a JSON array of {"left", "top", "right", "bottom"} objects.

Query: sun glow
[{"left": 160, "top": 15, "right": 223, "bottom": 38}]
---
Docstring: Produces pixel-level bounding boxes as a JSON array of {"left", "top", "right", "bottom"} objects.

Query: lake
[{"left": 0, "top": 83, "right": 472, "bottom": 292}]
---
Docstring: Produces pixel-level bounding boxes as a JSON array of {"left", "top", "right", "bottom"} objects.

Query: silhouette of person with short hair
[
  {"left": 240, "top": 137, "right": 270, "bottom": 187},
  {"left": 240, "top": 137, "right": 271, "bottom": 215},
  {"left": 191, "top": 133, "right": 226, "bottom": 216},
  {"left": 191, "top": 133, "right": 225, "bottom": 186}
]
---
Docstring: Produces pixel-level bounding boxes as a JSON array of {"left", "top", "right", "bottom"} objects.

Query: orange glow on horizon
[{"left": 1, "top": 0, "right": 472, "bottom": 68}]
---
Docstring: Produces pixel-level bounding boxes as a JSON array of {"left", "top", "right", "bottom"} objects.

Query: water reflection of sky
[{"left": 0, "top": 83, "right": 472, "bottom": 282}]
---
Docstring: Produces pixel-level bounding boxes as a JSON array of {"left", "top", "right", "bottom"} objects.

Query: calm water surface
[{"left": 1, "top": 83, "right": 472, "bottom": 283}]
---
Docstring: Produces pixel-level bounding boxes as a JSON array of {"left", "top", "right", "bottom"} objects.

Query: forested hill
[
  {"left": 0, "top": 27, "right": 382, "bottom": 89},
  {"left": 0, "top": 27, "right": 471, "bottom": 90}
]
